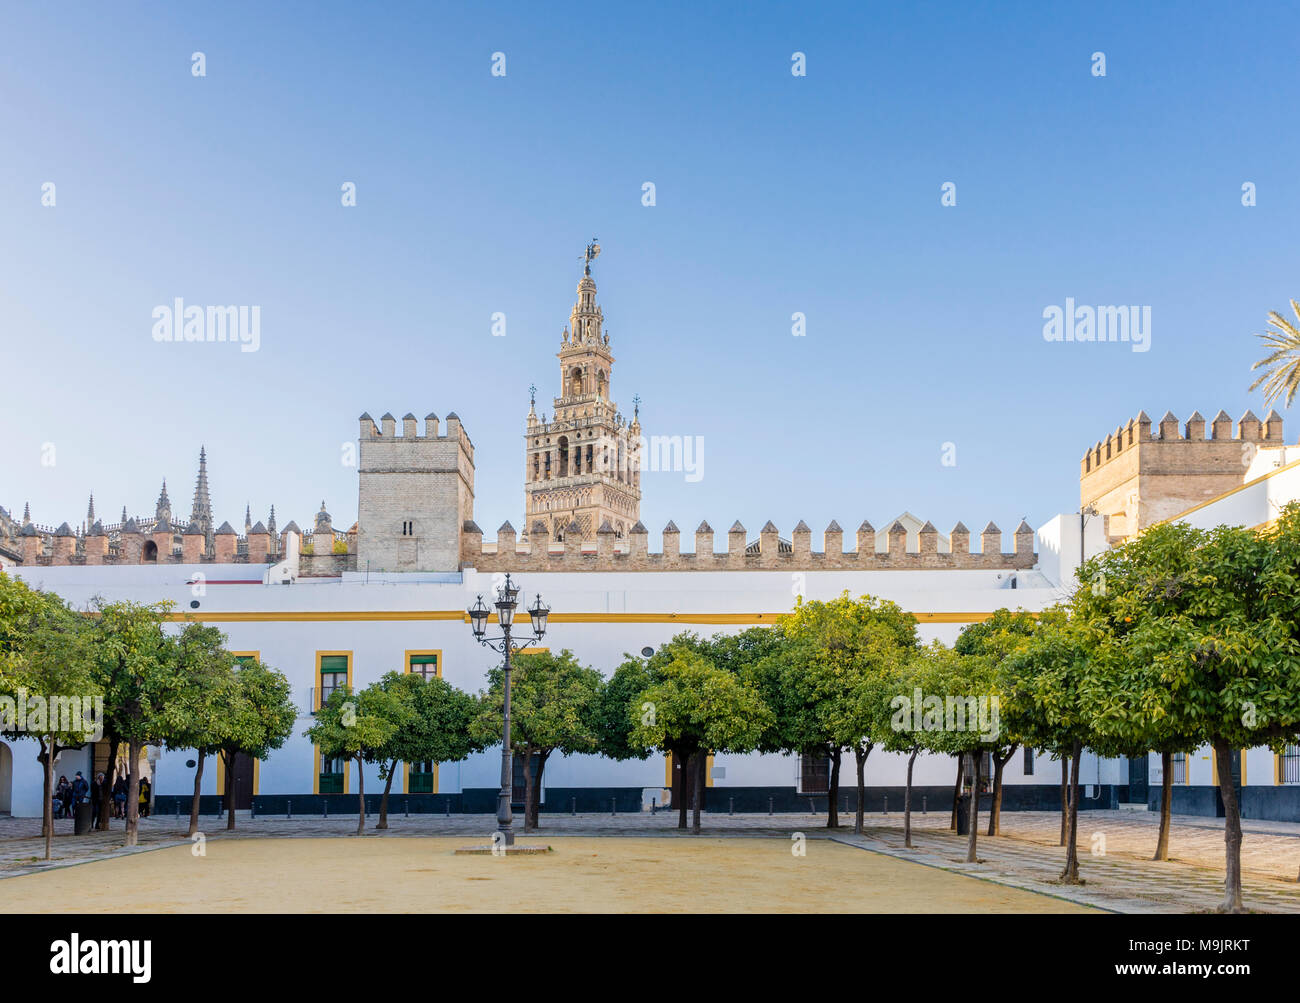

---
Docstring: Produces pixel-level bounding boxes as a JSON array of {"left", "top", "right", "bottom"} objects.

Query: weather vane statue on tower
[{"left": 582, "top": 238, "right": 600, "bottom": 276}]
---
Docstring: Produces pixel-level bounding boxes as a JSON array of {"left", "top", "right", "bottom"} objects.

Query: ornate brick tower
[{"left": 524, "top": 242, "right": 641, "bottom": 540}]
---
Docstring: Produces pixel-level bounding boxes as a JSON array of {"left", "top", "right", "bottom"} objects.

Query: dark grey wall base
[
  {"left": 151, "top": 784, "right": 1300, "bottom": 821},
  {"left": 153, "top": 793, "right": 465, "bottom": 818},
  {"left": 1151, "top": 784, "right": 1300, "bottom": 822},
  {"left": 152, "top": 784, "right": 1125, "bottom": 818}
]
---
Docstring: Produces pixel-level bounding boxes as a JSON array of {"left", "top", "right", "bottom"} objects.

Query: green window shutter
[
  {"left": 320, "top": 655, "right": 349, "bottom": 673},
  {"left": 409, "top": 653, "right": 438, "bottom": 667}
]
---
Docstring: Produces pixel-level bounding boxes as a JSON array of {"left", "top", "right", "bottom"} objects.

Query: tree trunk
[
  {"left": 376, "top": 759, "right": 396, "bottom": 830},
  {"left": 224, "top": 750, "right": 236, "bottom": 830},
  {"left": 681, "top": 743, "right": 691, "bottom": 831},
  {"left": 904, "top": 746, "right": 919, "bottom": 849},
  {"left": 42, "top": 740, "right": 55, "bottom": 860},
  {"left": 691, "top": 750, "right": 705, "bottom": 835},
  {"left": 356, "top": 758, "right": 365, "bottom": 836},
  {"left": 188, "top": 749, "right": 205, "bottom": 837},
  {"left": 987, "top": 746, "right": 1015, "bottom": 836},
  {"left": 97, "top": 734, "right": 119, "bottom": 831},
  {"left": 125, "top": 739, "right": 142, "bottom": 847},
  {"left": 826, "top": 748, "right": 841, "bottom": 828},
  {"left": 950, "top": 755, "right": 964, "bottom": 830},
  {"left": 853, "top": 742, "right": 871, "bottom": 835},
  {"left": 1214, "top": 740, "right": 1245, "bottom": 912},
  {"left": 522, "top": 750, "right": 535, "bottom": 834},
  {"left": 1060, "top": 740, "right": 1082, "bottom": 883},
  {"left": 1154, "top": 750, "right": 1172, "bottom": 861},
  {"left": 1059, "top": 754, "right": 1069, "bottom": 846},
  {"left": 965, "top": 754, "right": 980, "bottom": 863},
  {"left": 531, "top": 752, "right": 549, "bottom": 829}
]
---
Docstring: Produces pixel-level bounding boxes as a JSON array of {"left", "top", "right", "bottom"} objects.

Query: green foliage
[
  {"left": 364, "top": 670, "right": 480, "bottom": 776},
  {"left": 628, "top": 646, "right": 772, "bottom": 757},
  {"left": 0, "top": 579, "right": 100, "bottom": 749},
  {"left": 162, "top": 624, "right": 241, "bottom": 757},
  {"left": 87, "top": 599, "right": 178, "bottom": 747},
  {"left": 1074, "top": 508, "right": 1300, "bottom": 754},
  {"left": 222, "top": 655, "right": 297, "bottom": 761},
  {"left": 471, "top": 649, "right": 604, "bottom": 758},
  {"left": 595, "top": 652, "right": 658, "bottom": 761},
  {"left": 746, "top": 593, "right": 919, "bottom": 756},
  {"left": 304, "top": 684, "right": 397, "bottom": 763}
]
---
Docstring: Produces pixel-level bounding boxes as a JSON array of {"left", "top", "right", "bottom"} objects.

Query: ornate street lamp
[{"left": 467, "top": 574, "right": 550, "bottom": 846}]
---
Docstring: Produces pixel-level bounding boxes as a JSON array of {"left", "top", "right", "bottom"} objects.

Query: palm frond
[{"left": 1248, "top": 300, "right": 1300, "bottom": 409}]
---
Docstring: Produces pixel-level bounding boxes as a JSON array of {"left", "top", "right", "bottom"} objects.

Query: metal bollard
[
  {"left": 287, "top": 800, "right": 292, "bottom": 819},
  {"left": 611, "top": 798, "right": 616, "bottom": 817},
  {"left": 651, "top": 797, "right": 656, "bottom": 815},
  {"left": 323, "top": 800, "right": 328, "bottom": 818},
  {"left": 882, "top": 795, "right": 888, "bottom": 815},
  {"left": 769, "top": 797, "right": 774, "bottom": 816},
  {"left": 251, "top": 800, "right": 256, "bottom": 819},
  {"left": 922, "top": 796, "right": 927, "bottom": 815},
  {"left": 571, "top": 797, "right": 577, "bottom": 816},
  {"left": 175, "top": 801, "right": 180, "bottom": 816},
  {"left": 216, "top": 798, "right": 222, "bottom": 818},
  {"left": 445, "top": 797, "right": 451, "bottom": 817},
  {"left": 729, "top": 797, "right": 734, "bottom": 816}
]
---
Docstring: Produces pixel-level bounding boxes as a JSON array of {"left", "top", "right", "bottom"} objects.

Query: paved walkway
[{"left": 2, "top": 808, "right": 1297, "bottom": 913}]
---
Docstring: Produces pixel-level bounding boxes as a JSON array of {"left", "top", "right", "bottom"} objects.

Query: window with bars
[
  {"left": 319, "top": 654, "right": 348, "bottom": 706},
  {"left": 407, "top": 652, "right": 439, "bottom": 681},
  {"left": 409, "top": 760, "right": 435, "bottom": 794},
  {"left": 512, "top": 753, "right": 543, "bottom": 804},
  {"left": 320, "top": 756, "right": 345, "bottom": 794},
  {"left": 1172, "top": 752, "right": 1187, "bottom": 785},
  {"left": 798, "top": 753, "right": 830, "bottom": 794},
  {"left": 1281, "top": 745, "right": 1300, "bottom": 785}
]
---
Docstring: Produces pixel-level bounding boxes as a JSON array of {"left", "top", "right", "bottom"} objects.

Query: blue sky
[{"left": 3, "top": 0, "right": 1298, "bottom": 544}]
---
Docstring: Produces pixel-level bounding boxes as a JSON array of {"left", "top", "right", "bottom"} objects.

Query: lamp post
[{"left": 467, "top": 574, "right": 550, "bottom": 846}]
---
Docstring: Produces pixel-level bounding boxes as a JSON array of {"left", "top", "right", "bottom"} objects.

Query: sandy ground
[{"left": 1, "top": 836, "right": 1094, "bottom": 913}]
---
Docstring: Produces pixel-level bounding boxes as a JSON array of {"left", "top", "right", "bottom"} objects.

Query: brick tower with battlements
[{"left": 1079, "top": 408, "right": 1287, "bottom": 542}]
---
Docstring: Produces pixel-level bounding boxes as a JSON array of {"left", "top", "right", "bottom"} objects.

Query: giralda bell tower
[{"left": 524, "top": 241, "right": 641, "bottom": 541}]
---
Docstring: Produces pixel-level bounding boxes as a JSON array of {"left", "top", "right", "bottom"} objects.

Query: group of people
[{"left": 52, "top": 770, "right": 152, "bottom": 824}]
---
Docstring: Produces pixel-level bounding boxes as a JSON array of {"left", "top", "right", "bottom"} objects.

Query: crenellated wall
[
  {"left": 1080, "top": 408, "right": 1288, "bottom": 540},
  {"left": 461, "top": 518, "right": 1036, "bottom": 572},
  {"left": 356, "top": 410, "right": 475, "bottom": 573}
]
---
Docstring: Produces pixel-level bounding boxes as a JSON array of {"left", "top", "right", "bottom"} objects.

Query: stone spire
[
  {"left": 267, "top": 504, "right": 277, "bottom": 538},
  {"left": 120, "top": 505, "right": 127, "bottom": 525},
  {"left": 22, "top": 502, "right": 30, "bottom": 525},
  {"left": 523, "top": 242, "right": 640, "bottom": 540},
  {"left": 244, "top": 504, "right": 252, "bottom": 535},
  {"left": 190, "top": 446, "right": 214, "bottom": 545},
  {"left": 86, "top": 493, "right": 95, "bottom": 531},
  {"left": 155, "top": 481, "right": 171, "bottom": 524}
]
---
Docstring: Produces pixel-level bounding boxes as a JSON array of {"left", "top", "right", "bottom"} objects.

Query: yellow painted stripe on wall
[{"left": 165, "top": 609, "right": 1003, "bottom": 625}]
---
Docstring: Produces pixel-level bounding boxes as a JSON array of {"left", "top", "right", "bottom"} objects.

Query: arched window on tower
[
  {"left": 570, "top": 367, "right": 583, "bottom": 396},
  {"left": 558, "top": 436, "right": 570, "bottom": 477},
  {"left": 142, "top": 540, "right": 158, "bottom": 563}
]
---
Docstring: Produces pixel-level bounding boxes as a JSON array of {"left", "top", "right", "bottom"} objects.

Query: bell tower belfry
[{"left": 524, "top": 241, "right": 642, "bottom": 541}]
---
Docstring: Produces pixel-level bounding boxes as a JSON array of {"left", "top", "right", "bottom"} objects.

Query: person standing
[
  {"left": 112, "top": 775, "right": 127, "bottom": 819},
  {"left": 138, "top": 777, "right": 152, "bottom": 819},
  {"left": 72, "top": 771, "right": 89, "bottom": 807},
  {"left": 55, "top": 776, "right": 73, "bottom": 820},
  {"left": 90, "top": 771, "right": 106, "bottom": 827}
]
